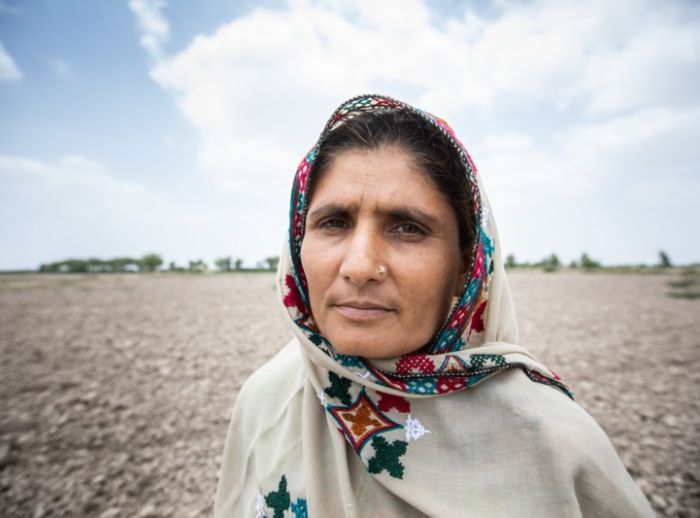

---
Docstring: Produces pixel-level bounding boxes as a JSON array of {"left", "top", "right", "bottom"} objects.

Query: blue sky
[{"left": 1, "top": 0, "right": 699, "bottom": 270}]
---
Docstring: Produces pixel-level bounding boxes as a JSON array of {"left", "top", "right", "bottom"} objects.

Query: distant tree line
[
  {"left": 38, "top": 254, "right": 281, "bottom": 274},
  {"left": 35, "top": 250, "right": 678, "bottom": 275},
  {"left": 504, "top": 250, "right": 674, "bottom": 272}
]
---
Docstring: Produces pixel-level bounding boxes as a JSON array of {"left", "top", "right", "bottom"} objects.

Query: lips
[{"left": 332, "top": 300, "right": 395, "bottom": 321}]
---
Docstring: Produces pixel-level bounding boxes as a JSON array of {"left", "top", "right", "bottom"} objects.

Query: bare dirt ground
[{"left": 0, "top": 271, "right": 698, "bottom": 517}]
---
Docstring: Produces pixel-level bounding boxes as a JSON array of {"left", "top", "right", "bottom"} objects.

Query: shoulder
[
  {"left": 483, "top": 368, "right": 654, "bottom": 516},
  {"left": 234, "top": 339, "right": 306, "bottom": 430},
  {"left": 485, "top": 368, "right": 622, "bottom": 460},
  {"left": 215, "top": 340, "right": 306, "bottom": 517}
]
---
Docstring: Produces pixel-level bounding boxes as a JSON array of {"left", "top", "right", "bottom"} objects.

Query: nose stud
[{"left": 377, "top": 265, "right": 386, "bottom": 276}]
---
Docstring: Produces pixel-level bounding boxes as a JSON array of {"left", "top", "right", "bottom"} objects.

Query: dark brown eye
[
  {"left": 319, "top": 217, "right": 349, "bottom": 230},
  {"left": 392, "top": 222, "right": 425, "bottom": 236}
]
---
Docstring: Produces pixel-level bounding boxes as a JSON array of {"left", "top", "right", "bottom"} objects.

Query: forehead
[{"left": 309, "top": 146, "right": 452, "bottom": 215}]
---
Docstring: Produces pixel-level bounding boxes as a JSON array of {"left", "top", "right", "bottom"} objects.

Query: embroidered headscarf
[
  {"left": 215, "top": 94, "right": 654, "bottom": 518},
  {"left": 282, "top": 94, "right": 570, "bottom": 396}
]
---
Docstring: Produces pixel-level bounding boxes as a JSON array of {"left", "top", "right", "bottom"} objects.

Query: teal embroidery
[
  {"left": 470, "top": 353, "right": 507, "bottom": 368},
  {"left": 367, "top": 436, "right": 408, "bottom": 479},
  {"left": 265, "top": 475, "right": 291, "bottom": 518},
  {"left": 324, "top": 372, "right": 352, "bottom": 406},
  {"left": 404, "top": 378, "right": 437, "bottom": 394},
  {"left": 335, "top": 353, "right": 365, "bottom": 369},
  {"left": 290, "top": 498, "right": 308, "bottom": 518}
]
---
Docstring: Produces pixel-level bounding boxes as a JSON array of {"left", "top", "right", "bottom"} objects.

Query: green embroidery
[
  {"left": 470, "top": 353, "right": 506, "bottom": 368},
  {"left": 265, "top": 475, "right": 291, "bottom": 518},
  {"left": 324, "top": 372, "right": 352, "bottom": 406},
  {"left": 367, "top": 436, "right": 407, "bottom": 479}
]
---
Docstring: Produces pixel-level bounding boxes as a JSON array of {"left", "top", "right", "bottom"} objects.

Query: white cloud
[
  {"left": 147, "top": 0, "right": 700, "bottom": 182},
  {"left": 475, "top": 106, "right": 700, "bottom": 263},
  {"left": 128, "top": 0, "right": 170, "bottom": 60},
  {"left": 0, "top": 41, "right": 22, "bottom": 81},
  {"left": 128, "top": 0, "right": 700, "bottom": 263},
  {"left": 0, "top": 154, "right": 269, "bottom": 269}
]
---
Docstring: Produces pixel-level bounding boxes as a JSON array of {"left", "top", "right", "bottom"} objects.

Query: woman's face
[{"left": 300, "top": 145, "right": 466, "bottom": 359}]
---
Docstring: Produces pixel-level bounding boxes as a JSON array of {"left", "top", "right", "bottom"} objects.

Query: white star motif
[
  {"left": 404, "top": 414, "right": 430, "bottom": 441},
  {"left": 357, "top": 371, "right": 371, "bottom": 380},
  {"left": 481, "top": 204, "right": 491, "bottom": 226},
  {"left": 255, "top": 492, "right": 266, "bottom": 518}
]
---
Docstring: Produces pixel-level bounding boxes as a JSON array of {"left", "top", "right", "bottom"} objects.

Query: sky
[{"left": 1, "top": 0, "right": 699, "bottom": 270}]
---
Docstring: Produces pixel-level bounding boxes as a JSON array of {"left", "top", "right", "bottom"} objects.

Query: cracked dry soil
[{"left": 1, "top": 272, "right": 698, "bottom": 517}]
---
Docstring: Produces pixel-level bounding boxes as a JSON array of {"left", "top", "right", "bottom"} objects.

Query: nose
[{"left": 338, "top": 224, "right": 386, "bottom": 287}]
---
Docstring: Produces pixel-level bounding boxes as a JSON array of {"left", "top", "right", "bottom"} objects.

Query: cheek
[
  {"left": 398, "top": 249, "right": 460, "bottom": 317},
  {"left": 300, "top": 238, "right": 332, "bottom": 306}
]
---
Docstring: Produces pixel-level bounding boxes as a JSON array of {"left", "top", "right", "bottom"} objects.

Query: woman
[{"left": 215, "top": 94, "right": 653, "bottom": 517}]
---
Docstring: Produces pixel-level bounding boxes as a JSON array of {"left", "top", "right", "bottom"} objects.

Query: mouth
[{"left": 332, "top": 300, "right": 395, "bottom": 322}]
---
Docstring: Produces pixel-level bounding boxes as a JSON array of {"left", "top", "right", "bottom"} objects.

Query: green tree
[
  {"left": 188, "top": 259, "right": 207, "bottom": 273},
  {"left": 505, "top": 254, "right": 517, "bottom": 269},
  {"left": 658, "top": 250, "right": 672, "bottom": 268},
  {"left": 542, "top": 253, "right": 561, "bottom": 272},
  {"left": 111, "top": 257, "right": 139, "bottom": 272},
  {"left": 580, "top": 253, "right": 601, "bottom": 270},
  {"left": 168, "top": 261, "right": 185, "bottom": 272},
  {"left": 264, "top": 256, "right": 280, "bottom": 271},
  {"left": 140, "top": 253, "right": 163, "bottom": 272},
  {"left": 60, "top": 259, "right": 88, "bottom": 273},
  {"left": 234, "top": 258, "right": 244, "bottom": 270},
  {"left": 215, "top": 256, "right": 233, "bottom": 272}
]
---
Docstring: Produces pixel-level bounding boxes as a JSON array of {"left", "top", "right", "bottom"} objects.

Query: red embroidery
[
  {"left": 376, "top": 392, "right": 411, "bottom": 413},
  {"left": 449, "top": 305, "right": 469, "bottom": 329},
  {"left": 396, "top": 355, "right": 435, "bottom": 375},
  {"left": 473, "top": 245, "right": 485, "bottom": 279},
  {"left": 436, "top": 376, "right": 467, "bottom": 394},
  {"left": 283, "top": 274, "right": 306, "bottom": 314},
  {"left": 471, "top": 300, "right": 487, "bottom": 333}
]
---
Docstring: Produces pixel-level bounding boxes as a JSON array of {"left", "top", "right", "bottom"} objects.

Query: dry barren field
[{"left": 1, "top": 271, "right": 698, "bottom": 517}]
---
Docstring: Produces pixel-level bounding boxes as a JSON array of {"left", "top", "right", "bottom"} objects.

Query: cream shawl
[{"left": 215, "top": 95, "right": 653, "bottom": 518}]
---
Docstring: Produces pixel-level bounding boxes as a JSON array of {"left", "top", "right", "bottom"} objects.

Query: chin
[{"left": 328, "top": 332, "right": 421, "bottom": 359}]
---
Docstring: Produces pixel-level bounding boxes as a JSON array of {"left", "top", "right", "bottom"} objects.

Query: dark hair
[{"left": 309, "top": 109, "right": 476, "bottom": 258}]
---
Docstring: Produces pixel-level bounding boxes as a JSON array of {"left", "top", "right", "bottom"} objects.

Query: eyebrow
[{"left": 307, "top": 202, "right": 441, "bottom": 227}]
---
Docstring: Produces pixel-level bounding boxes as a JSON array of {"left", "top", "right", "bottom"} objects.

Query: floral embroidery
[
  {"left": 290, "top": 498, "right": 308, "bottom": 518},
  {"left": 328, "top": 391, "right": 401, "bottom": 452},
  {"left": 277, "top": 93, "right": 574, "bottom": 488},
  {"left": 367, "top": 436, "right": 408, "bottom": 479},
  {"left": 396, "top": 355, "right": 435, "bottom": 374},
  {"left": 404, "top": 414, "right": 430, "bottom": 441},
  {"left": 259, "top": 477, "right": 308, "bottom": 518},
  {"left": 470, "top": 354, "right": 507, "bottom": 369},
  {"left": 437, "top": 355, "right": 468, "bottom": 373},
  {"left": 265, "top": 476, "right": 291, "bottom": 518},
  {"left": 256, "top": 492, "right": 266, "bottom": 518},
  {"left": 282, "top": 274, "right": 306, "bottom": 316},
  {"left": 335, "top": 354, "right": 365, "bottom": 369},
  {"left": 324, "top": 372, "right": 352, "bottom": 406},
  {"left": 376, "top": 392, "right": 411, "bottom": 413},
  {"left": 471, "top": 300, "right": 487, "bottom": 333},
  {"left": 481, "top": 203, "right": 490, "bottom": 226},
  {"left": 436, "top": 376, "right": 467, "bottom": 394},
  {"left": 404, "top": 378, "right": 437, "bottom": 394}
]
